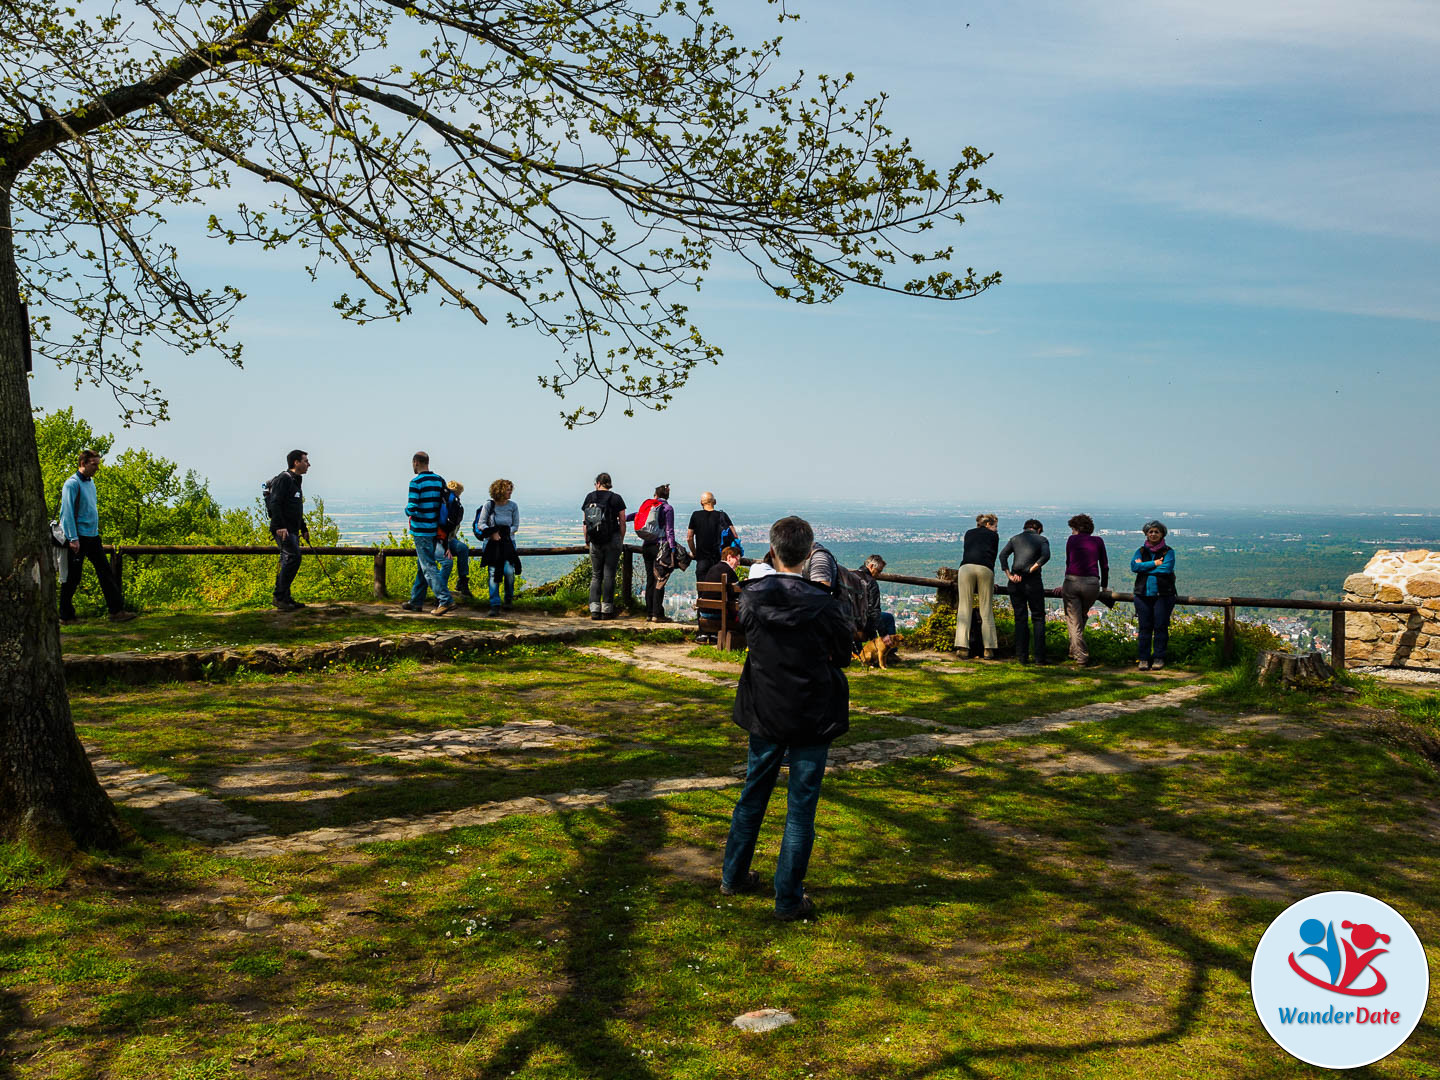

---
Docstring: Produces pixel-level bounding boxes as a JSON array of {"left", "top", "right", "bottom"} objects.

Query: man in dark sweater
[
  {"left": 696, "top": 544, "right": 742, "bottom": 643},
  {"left": 720, "top": 516, "right": 851, "bottom": 921},
  {"left": 1001, "top": 519, "right": 1051, "bottom": 664},
  {"left": 268, "top": 450, "right": 310, "bottom": 611}
]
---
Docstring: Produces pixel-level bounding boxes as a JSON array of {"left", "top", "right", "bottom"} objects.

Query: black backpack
[
  {"left": 438, "top": 491, "right": 464, "bottom": 542},
  {"left": 261, "top": 472, "right": 288, "bottom": 519},
  {"left": 830, "top": 564, "right": 870, "bottom": 640},
  {"left": 584, "top": 496, "right": 616, "bottom": 544}
]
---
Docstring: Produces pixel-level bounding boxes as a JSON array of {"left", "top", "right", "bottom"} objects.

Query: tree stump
[
  {"left": 1256, "top": 649, "right": 1334, "bottom": 688},
  {"left": 935, "top": 567, "right": 958, "bottom": 610}
]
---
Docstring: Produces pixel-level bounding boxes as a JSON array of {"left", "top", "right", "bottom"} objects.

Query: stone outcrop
[{"left": 1341, "top": 550, "right": 1440, "bottom": 670}]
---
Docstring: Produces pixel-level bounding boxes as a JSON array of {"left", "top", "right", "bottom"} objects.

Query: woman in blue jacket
[{"left": 1131, "top": 520, "right": 1176, "bottom": 670}]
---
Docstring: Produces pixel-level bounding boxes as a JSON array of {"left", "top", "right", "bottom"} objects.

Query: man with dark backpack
[
  {"left": 581, "top": 472, "right": 626, "bottom": 619},
  {"left": 438, "top": 480, "right": 472, "bottom": 599},
  {"left": 266, "top": 449, "right": 311, "bottom": 612},
  {"left": 687, "top": 491, "right": 737, "bottom": 582}
]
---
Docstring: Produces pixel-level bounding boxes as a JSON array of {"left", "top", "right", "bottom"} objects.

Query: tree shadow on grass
[
  {"left": 467, "top": 803, "right": 670, "bottom": 1080},
  {"left": 0, "top": 988, "right": 20, "bottom": 1080}
]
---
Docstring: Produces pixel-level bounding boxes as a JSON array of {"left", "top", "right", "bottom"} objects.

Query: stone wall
[{"left": 1341, "top": 550, "right": 1440, "bottom": 669}]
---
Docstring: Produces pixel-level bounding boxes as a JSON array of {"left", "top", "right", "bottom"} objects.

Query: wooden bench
[{"left": 696, "top": 578, "right": 746, "bottom": 651}]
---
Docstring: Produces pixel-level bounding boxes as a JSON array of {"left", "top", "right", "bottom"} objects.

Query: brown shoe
[
  {"left": 432, "top": 602, "right": 455, "bottom": 616},
  {"left": 108, "top": 610, "right": 137, "bottom": 623}
]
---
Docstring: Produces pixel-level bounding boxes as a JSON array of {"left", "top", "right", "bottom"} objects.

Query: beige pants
[
  {"left": 954, "top": 564, "right": 998, "bottom": 653},
  {"left": 1062, "top": 574, "right": 1101, "bottom": 662}
]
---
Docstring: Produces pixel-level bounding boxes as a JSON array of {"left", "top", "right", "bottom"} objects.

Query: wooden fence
[{"left": 98, "top": 544, "right": 1418, "bottom": 666}]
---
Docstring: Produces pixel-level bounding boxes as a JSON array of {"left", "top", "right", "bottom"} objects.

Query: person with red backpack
[{"left": 629, "top": 483, "right": 678, "bottom": 622}]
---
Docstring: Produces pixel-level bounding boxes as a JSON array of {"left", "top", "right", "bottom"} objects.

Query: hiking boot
[
  {"left": 288, "top": 600, "right": 308, "bottom": 609},
  {"left": 1151, "top": 660, "right": 1165, "bottom": 670},
  {"left": 653, "top": 614, "right": 673, "bottom": 624},
  {"left": 274, "top": 599, "right": 300, "bottom": 612},
  {"left": 600, "top": 610, "right": 617, "bottom": 620},
  {"left": 720, "top": 870, "right": 762, "bottom": 897},
  {"left": 400, "top": 601, "right": 424, "bottom": 613},
  {"left": 954, "top": 648, "right": 970, "bottom": 659},
  {"left": 433, "top": 602, "right": 455, "bottom": 616},
  {"left": 590, "top": 611, "right": 603, "bottom": 621},
  {"left": 108, "top": 610, "right": 137, "bottom": 623},
  {"left": 1138, "top": 660, "right": 1152, "bottom": 671},
  {"left": 775, "top": 895, "right": 817, "bottom": 922},
  {"left": 983, "top": 648, "right": 998, "bottom": 660},
  {"left": 454, "top": 579, "right": 472, "bottom": 598}
]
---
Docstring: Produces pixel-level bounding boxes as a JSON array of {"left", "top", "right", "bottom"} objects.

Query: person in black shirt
[
  {"left": 1001, "top": 519, "right": 1051, "bottom": 664},
  {"left": 955, "top": 512, "right": 999, "bottom": 658},
  {"left": 268, "top": 450, "right": 311, "bottom": 611},
  {"left": 581, "top": 472, "right": 627, "bottom": 619},
  {"left": 857, "top": 555, "right": 896, "bottom": 641},
  {"left": 687, "top": 491, "right": 735, "bottom": 582}
]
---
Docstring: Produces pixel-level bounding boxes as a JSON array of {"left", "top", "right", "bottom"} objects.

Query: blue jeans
[
  {"left": 445, "top": 537, "right": 470, "bottom": 584},
  {"left": 410, "top": 536, "right": 453, "bottom": 605},
  {"left": 876, "top": 612, "right": 896, "bottom": 637},
  {"left": 1135, "top": 593, "right": 1176, "bottom": 662},
  {"left": 487, "top": 560, "right": 516, "bottom": 609},
  {"left": 722, "top": 734, "right": 829, "bottom": 914}
]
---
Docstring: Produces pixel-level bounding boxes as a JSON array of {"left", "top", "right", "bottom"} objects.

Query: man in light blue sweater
[{"left": 58, "top": 449, "right": 133, "bottom": 622}]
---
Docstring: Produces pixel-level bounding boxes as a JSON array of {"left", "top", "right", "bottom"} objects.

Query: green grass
[
  {"left": 60, "top": 605, "right": 512, "bottom": 655},
  {"left": 686, "top": 644, "right": 747, "bottom": 665},
  {"left": 8, "top": 619, "right": 1440, "bottom": 1078}
]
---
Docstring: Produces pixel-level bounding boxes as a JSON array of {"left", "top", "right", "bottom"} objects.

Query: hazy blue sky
[{"left": 28, "top": 0, "right": 1440, "bottom": 509}]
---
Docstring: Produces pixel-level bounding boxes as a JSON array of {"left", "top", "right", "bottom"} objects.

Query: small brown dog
[{"left": 856, "top": 633, "right": 901, "bottom": 669}]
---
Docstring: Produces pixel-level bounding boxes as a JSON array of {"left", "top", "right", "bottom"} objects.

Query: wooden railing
[{"left": 98, "top": 544, "right": 1419, "bottom": 665}]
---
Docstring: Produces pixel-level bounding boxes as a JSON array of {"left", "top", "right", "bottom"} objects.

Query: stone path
[
  {"left": 347, "top": 720, "right": 595, "bottom": 761},
  {"left": 91, "top": 679, "right": 1207, "bottom": 857},
  {"left": 90, "top": 757, "right": 270, "bottom": 843}
]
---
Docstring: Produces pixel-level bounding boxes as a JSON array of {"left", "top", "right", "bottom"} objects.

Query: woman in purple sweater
[{"left": 1062, "top": 513, "right": 1108, "bottom": 664}]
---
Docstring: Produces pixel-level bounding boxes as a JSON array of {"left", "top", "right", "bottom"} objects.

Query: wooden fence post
[
  {"left": 110, "top": 551, "right": 123, "bottom": 597},
  {"left": 373, "top": 551, "right": 388, "bottom": 598},
  {"left": 1331, "top": 610, "right": 1346, "bottom": 670},
  {"left": 1222, "top": 604, "right": 1236, "bottom": 664}
]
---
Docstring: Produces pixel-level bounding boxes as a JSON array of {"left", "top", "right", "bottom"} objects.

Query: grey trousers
[
  {"left": 588, "top": 538, "right": 623, "bottom": 613},
  {"left": 1062, "top": 574, "right": 1101, "bottom": 662},
  {"left": 954, "top": 564, "right": 998, "bottom": 652}
]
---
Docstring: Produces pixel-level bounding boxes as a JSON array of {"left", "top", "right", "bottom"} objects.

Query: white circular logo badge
[{"left": 1252, "top": 891, "right": 1429, "bottom": 1069}]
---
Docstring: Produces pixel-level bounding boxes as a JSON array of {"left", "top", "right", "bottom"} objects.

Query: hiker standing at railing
[
  {"left": 475, "top": 478, "right": 521, "bottom": 614},
  {"left": 581, "top": 472, "right": 627, "bottom": 620},
  {"left": 1062, "top": 513, "right": 1108, "bottom": 665},
  {"left": 955, "top": 513, "right": 1000, "bottom": 660},
  {"left": 266, "top": 449, "right": 311, "bottom": 613},
  {"left": 401, "top": 451, "right": 455, "bottom": 616},
  {"left": 631, "top": 484, "right": 679, "bottom": 623},
  {"left": 58, "top": 448, "right": 134, "bottom": 624},
  {"left": 1002, "top": 519, "right": 1050, "bottom": 665},
  {"left": 1131, "top": 520, "right": 1177, "bottom": 671}
]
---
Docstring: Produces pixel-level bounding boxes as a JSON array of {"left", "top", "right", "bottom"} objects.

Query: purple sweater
[{"left": 1065, "top": 534, "right": 1109, "bottom": 586}]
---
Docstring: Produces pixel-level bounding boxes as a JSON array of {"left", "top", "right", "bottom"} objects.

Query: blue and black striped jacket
[{"left": 406, "top": 471, "right": 447, "bottom": 536}]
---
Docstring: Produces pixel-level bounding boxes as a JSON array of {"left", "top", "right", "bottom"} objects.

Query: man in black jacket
[
  {"left": 268, "top": 449, "right": 310, "bottom": 611},
  {"left": 720, "top": 516, "right": 851, "bottom": 921}
]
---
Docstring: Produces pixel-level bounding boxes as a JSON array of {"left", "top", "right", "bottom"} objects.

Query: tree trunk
[
  {"left": 0, "top": 182, "right": 124, "bottom": 852},
  {"left": 1256, "top": 649, "right": 1334, "bottom": 689}
]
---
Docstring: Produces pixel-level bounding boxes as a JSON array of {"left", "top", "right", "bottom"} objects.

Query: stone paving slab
[
  {"left": 90, "top": 755, "right": 270, "bottom": 842},
  {"left": 346, "top": 720, "right": 596, "bottom": 761}
]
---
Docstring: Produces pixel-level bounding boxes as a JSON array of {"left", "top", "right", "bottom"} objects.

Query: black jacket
[
  {"left": 733, "top": 574, "right": 851, "bottom": 746},
  {"left": 858, "top": 568, "right": 882, "bottom": 638},
  {"left": 961, "top": 527, "right": 998, "bottom": 570},
  {"left": 268, "top": 470, "right": 306, "bottom": 535}
]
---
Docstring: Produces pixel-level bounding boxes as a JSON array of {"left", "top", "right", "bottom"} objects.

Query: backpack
[
  {"left": 437, "top": 490, "right": 464, "bottom": 542},
  {"left": 633, "top": 497, "right": 663, "bottom": 542},
  {"left": 718, "top": 520, "right": 743, "bottom": 558},
  {"left": 261, "top": 472, "right": 287, "bottom": 520},
  {"left": 830, "top": 564, "right": 870, "bottom": 640},
  {"left": 584, "top": 496, "right": 616, "bottom": 544}
]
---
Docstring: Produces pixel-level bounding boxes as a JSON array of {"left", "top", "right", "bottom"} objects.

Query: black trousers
[
  {"left": 1009, "top": 573, "right": 1046, "bottom": 661},
  {"left": 694, "top": 556, "right": 717, "bottom": 584},
  {"left": 274, "top": 531, "right": 303, "bottom": 603},
  {"left": 60, "top": 535, "right": 124, "bottom": 617}
]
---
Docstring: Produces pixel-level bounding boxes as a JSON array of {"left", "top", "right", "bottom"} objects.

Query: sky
[{"left": 26, "top": 0, "right": 1440, "bottom": 511}]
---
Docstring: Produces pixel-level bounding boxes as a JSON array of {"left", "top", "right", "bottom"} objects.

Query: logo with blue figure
[{"left": 1289, "top": 918, "right": 1390, "bottom": 996}]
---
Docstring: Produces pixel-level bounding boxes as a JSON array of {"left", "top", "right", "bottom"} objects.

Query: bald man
[{"left": 687, "top": 491, "right": 736, "bottom": 582}]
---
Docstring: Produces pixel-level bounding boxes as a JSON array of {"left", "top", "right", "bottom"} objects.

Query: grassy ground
[
  {"left": 59, "top": 606, "right": 513, "bottom": 655},
  {"left": 5, "top": 631, "right": 1440, "bottom": 1079}
]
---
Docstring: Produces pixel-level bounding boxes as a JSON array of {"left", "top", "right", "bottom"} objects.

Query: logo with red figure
[
  {"left": 1288, "top": 918, "right": 1390, "bottom": 996},
  {"left": 1253, "top": 892, "right": 1428, "bottom": 1069}
]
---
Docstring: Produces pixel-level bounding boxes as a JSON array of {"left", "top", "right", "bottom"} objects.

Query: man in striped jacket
[{"left": 400, "top": 450, "right": 455, "bottom": 615}]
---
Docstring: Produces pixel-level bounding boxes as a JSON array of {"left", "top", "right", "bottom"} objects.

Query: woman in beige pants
[{"left": 955, "top": 513, "right": 1000, "bottom": 658}]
